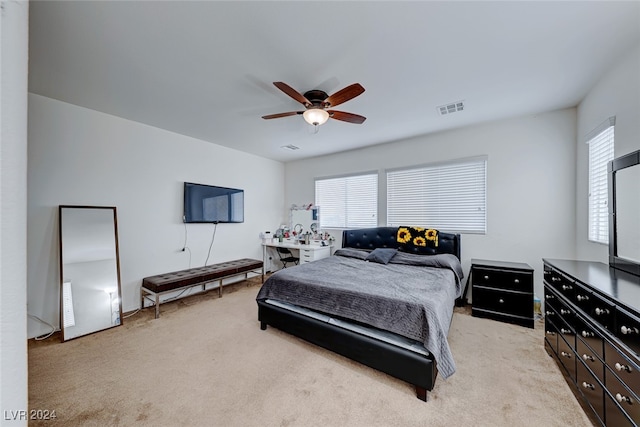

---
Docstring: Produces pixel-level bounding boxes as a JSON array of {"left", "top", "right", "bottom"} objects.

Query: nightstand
[{"left": 471, "top": 259, "right": 534, "bottom": 328}]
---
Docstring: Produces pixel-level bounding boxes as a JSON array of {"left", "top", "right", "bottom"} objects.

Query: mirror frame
[
  {"left": 608, "top": 149, "right": 640, "bottom": 276},
  {"left": 59, "top": 205, "right": 124, "bottom": 341}
]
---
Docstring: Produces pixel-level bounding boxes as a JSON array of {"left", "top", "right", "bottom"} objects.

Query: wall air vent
[
  {"left": 437, "top": 101, "right": 465, "bottom": 116},
  {"left": 281, "top": 144, "right": 300, "bottom": 151}
]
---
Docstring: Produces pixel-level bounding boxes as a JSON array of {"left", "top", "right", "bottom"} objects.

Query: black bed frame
[{"left": 257, "top": 226, "right": 461, "bottom": 401}]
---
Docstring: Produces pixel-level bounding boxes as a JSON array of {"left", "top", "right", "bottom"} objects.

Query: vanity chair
[{"left": 277, "top": 247, "right": 299, "bottom": 268}]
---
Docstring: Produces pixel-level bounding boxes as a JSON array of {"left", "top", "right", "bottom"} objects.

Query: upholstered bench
[{"left": 141, "top": 258, "right": 263, "bottom": 318}]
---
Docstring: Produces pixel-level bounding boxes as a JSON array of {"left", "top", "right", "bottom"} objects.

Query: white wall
[
  {"left": 27, "top": 94, "right": 285, "bottom": 338},
  {"left": 285, "top": 109, "right": 577, "bottom": 302},
  {"left": 1, "top": 0, "right": 29, "bottom": 423},
  {"left": 576, "top": 43, "right": 640, "bottom": 262}
]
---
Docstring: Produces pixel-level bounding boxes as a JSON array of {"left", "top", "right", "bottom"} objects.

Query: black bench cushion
[{"left": 142, "top": 258, "right": 263, "bottom": 293}]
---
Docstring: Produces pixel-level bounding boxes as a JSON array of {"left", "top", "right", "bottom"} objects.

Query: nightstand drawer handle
[
  {"left": 560, "top": 351, "right": 572, "bottom": 358},
  {"left": 483, "top": 275, "right": 489, "bottom": 280},
  {"left": 562, "top": 284, "right": 573, "bottom": 291},
  {"left": 616, "top": 393, "right": 633, "bottom": 405},
  {"left": 545, "top": 294, "right": 555, "bottom": 300},
  {"left": 498, "top": 298, "right": 504, "bottom": 304},
  {"left": 552, "top": 277, "right": 561, "bottom": 282},
  {"left": 560, "top": 328, "right": 571, "bottom": 334},
  {"left": 581, "top": 330, "right": 594, "bottom": 338},
  {"left": 582, "top": 354, "right": 594, "bottom": 362},
  {"left": 545, "top": 311, "right": 554, "bottom": 316},
  {"left": 576, "top": 295, "right": 589, "bottom": 301},
  {"left": 513, "top": 278, "right": 520, "bottom": 284},
  {"left": 545, "top": 331, "right": 556, "bottom": 336},
  {"left": 560, "top": 309, "right": 571, "bottom": 315},
  {"left": 615, "top": 362, "right": 632, "bottom": 373}
]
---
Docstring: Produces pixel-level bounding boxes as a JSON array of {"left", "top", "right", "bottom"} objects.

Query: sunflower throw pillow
[{"left": 397, "top": 226, "right": 439, "bottom": 249}]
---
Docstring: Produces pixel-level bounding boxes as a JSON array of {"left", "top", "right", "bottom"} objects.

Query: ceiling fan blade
[
  {"left": 262, "top": 111, "right": 303, "bottom": 120},
  {"left": 273, "top": 82, "right": 311, "bottom": 106},
  {"left": 324, "top": 83, "right": 365, "bottom": 108},
  {"left": 328, "top": 110, "right": 367, "bottom": 124}
]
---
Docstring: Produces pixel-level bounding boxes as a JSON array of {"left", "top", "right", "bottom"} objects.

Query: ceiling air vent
[
  {"left": 437, "top": 101, "right": 465, "bottom": 116},
  {"left": 281, "top": 144, "right": 300, "bottom": 151}
]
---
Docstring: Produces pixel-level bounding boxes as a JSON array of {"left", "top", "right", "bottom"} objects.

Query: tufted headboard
[{"left": 341, "top": 227, "right": 461, "bottom": 260}]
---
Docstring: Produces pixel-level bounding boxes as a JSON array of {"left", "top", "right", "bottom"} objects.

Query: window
[
  {"left": 386, "top": 157, "right": 487, "bottom": 233},
  {"left": 315, "top": 173, "right": 378, "bottom": 228},
  {"left": 587, "top": 117, "right": 615, "bottom": 244}
]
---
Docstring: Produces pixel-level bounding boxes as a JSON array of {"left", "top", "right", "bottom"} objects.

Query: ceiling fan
[{"left": 262, "top": 82, "right": 366, "bottom": 128}]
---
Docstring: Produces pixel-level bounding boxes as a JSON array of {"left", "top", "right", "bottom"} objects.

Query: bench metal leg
[{"left": 154, "top": 294, "right": 160, "bottom": 319}]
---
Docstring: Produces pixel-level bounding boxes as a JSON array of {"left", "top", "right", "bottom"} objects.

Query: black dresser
[
  {"left": 471, "top": 259, "right": 534, "bottom": 328},
  {"left": 543, "top": 258, "right": 640, "bottom": 426}
]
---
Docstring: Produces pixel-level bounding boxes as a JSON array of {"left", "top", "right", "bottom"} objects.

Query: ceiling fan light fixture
[{"left": 303, "top": 108, "right": 330, "bottom": 126}]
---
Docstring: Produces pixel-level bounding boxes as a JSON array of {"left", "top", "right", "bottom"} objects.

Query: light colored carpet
[{"left": 28, "top": 279, "right": 593, "bottom": 427}]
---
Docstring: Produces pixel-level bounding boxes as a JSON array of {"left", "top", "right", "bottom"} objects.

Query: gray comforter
[{"left": 256, "top": 248, "right": 464, "bottom": 379}]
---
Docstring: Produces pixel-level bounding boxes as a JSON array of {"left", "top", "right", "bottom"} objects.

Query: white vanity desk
[{"left": 262, "top": 239, "right": 332, "bottom": 272}]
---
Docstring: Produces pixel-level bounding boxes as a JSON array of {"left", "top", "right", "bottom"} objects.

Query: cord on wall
[
  {"left": 204, "top": 222, "right": 218, "bottom": 266},
  {"left": 28, "top": 314, "right": 56, "bottom": 340},
  {"left": 180, "top": 221, "right": 192, "bottom": 268}
]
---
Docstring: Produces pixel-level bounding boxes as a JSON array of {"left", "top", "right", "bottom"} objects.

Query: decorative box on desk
[{"left": 471, "top": 259, "right": 534, "bottom": 328}]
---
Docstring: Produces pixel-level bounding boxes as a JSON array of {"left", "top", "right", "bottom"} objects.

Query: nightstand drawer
[
  {"left": 473, "top": 267, "right": 533, "bottom": 292},
  {"left": 472, "top": 286, "right": 532, "bottom": 318}
]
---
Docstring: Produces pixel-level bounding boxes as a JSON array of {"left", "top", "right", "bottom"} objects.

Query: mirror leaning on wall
[{"left": 59, "top": 205, "right": 123, "bottom": 341}]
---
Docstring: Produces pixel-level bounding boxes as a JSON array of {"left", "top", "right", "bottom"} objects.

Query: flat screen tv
[{"left": 183, "top": 182, "right": 244, "bottom": 223}]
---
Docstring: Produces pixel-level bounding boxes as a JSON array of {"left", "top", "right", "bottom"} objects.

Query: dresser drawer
[
  {"left": 590, "top": 297, "right": 616, "bottom": 332},
  {"left": 605, "top": 341, "right": 640, "bottom": 397},
  {"left": 605, "top": 393, "right": 637, "bottom": 427},
  {"left": 574, "top": 313, "right": 605, "bottom": 361},
  {"left": 473, "top": 267, "right": 533, "bottom": 292},
  {"left": 605, "top": 367, "right": 640, "bottom": 425},
  {"left": 615, "top": 307, "right": 640, "bottom": 356},
  {"left": 544, "top": 266, "right": 575, "bottom": 299},
  {"left": 558, "top": 333, "right": 577, "bottom": 382},
  {"left": 578, "top": 337, "right": 605, "bottom": 382},
  {"left": 545, "top": 316, "right": 559, "bottom": 355},
  {"left": 472, "top": 286, "right": 532, "bottom": 318},
  {"left": 577, "top": 359, "right": 606, "bottom": 425}
]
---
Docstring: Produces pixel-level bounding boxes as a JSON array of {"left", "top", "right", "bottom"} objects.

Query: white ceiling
[{"left": 28, "top": 1, "right": 640, "bottom": 162}]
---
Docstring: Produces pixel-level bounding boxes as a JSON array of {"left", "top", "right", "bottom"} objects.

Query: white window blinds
[
  {"left": 315, "top": 173, "right": 378, "bottom": 228},
  {"left": 587, "top": 117, "right": 615, "bottom": 244},
  {"left": 386, "top": 157, "right": 487, "bottom": 234}
]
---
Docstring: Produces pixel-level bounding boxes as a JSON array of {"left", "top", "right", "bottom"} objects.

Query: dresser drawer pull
[
  {"left": 546, "top": 294, "right": 555, "bottom": 300},
  {"left": 576, "top": 294, "right": 589, "bottom": 301},
  {"left": 621, "top": 326, "right": 639, "bottom": 335},
  {"left": 498, "top": 298, "right": 505, "bottom": 304},
  {"left": 560, "top": 328, "right": 571, "bottom": 334},
  {"left": 560, "top": 309, "right": 571, "bottom": 315},
  {"left": 546, "top": 311, "right": 553, "bottom": 316},
  {"left": 582, "top": 354, "right": 595, "bottom": 362},
  {"left": 615, "top": 362, "right": 632, "bottom": 373},
  {"left": 545, "top": 331, "right": 556, "bottom": 336},
  {"left": 552, "top": 277, "right": 561, "bottom": 282},
  {"left": 616, "top": 393, "right": 634, "bottom": 405},
  {"left": 581, "top": 381, "right": 595, "bottom": 390},
  {"left": 562, "top": 284, "right": 573, "bottom": 291},
  {"left": 581, "top": 330, "right": 594, "bottom": 338},
  {"left": 513, "top": 278, "right": 520, "bottom": 284},
  {"left": 560, "top": 351, "right": 572, "bottom": 359},
  {"left": 594, "top": 307, "right": 610, "bottom": 316},
  {"left": 483, "top": 275, "right": 489, "bottom": 280}
]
